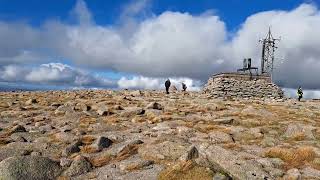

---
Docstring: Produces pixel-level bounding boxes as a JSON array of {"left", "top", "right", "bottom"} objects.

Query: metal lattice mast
[{"left": 259, "top": 28, "right": 280, "bottom": 78}]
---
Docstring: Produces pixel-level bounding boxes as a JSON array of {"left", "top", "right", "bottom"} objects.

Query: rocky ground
[{"left": 0, "top": 90, "right": 320, "bottom": 180}]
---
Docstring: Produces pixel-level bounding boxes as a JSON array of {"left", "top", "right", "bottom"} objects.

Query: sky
[{"left": 0, "top": 0, "right": 320, "bottom": 98}]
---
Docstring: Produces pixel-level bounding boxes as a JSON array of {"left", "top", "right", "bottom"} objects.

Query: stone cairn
[{"left": 202, "top": 73, "right": 284, "bottom": 100}]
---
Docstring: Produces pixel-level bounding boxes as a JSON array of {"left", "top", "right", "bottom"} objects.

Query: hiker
[
  {"left": 297, "top": 86, "right": 303, "bottom": 101},
  {"left": 182, "top": 82, "right": 187, "bottom": 91},
  {"left": 165, "top": 79, "right": 171, "bottom": 94}
]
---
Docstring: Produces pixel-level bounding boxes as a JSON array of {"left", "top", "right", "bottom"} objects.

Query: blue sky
[
  {"left": 0, "top": 0, "right": 320, "bottom": 98},
  {"left": 0, "top": 0, "right": 310, "bottom": 29}
]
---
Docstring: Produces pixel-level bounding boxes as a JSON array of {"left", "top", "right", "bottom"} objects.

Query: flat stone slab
[{"left": 197, "top": 144, "right": 271, "bottom": 180}]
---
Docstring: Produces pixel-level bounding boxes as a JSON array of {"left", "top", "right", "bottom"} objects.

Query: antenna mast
[{"left": 259, "top": 28, "right": 280, "bottom": 79}]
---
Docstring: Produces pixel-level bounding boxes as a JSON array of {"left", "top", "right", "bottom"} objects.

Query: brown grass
[
  {"left": 222, "top": 143, "right": 242, "bottom": 151},
  {"left": 81, "top": 145, "right": 99, "bottom": 154},
  {"left": 81, "top": 135, "right": 96, "bottom": 145},
  {"left": 159, "top": 115, "right": 173, "bottom": 122},
  {"left": 0, "top": 137, "right": 11, "bottom": 145},
  {"left": 115, "top": 144, "right": 139, "bottom": 161},
  {"left": 147, "top": 117, "right": 162, "bottom": 124},
  {"left": 184, "top": 122, "right": 197, "bottom": 129},
  {"left": 308, "top": 158, "right": 320, "bottom": 170},
  {"left": 102, "top": 116, "right": 120, "bottom": 124},
  {"left": 131, "top": 116, "right": 145, "bottom": 123},
  {"left": 89, "top": 154, "right": 113, "bottom": 167},
  {"left": 291, "top": 132, "right": 306, "bottom": 141},
  {"left": 79, "top": 117, "right": 97, "bottom": 128},
  {"left": 265, "top": 146, "right": 316, "bottom": 169},
  {"left": 158, "top": 160, "right": 213, "bottom": 180},
  {"left": 125, "top": 162, "right": 149, "bottom": 171},
  {"left": 194, "top": 124, "right": 217, "bottom": 133},
  {"left": 48, "top": 133, "right": 63, "bottom": 144},
  {"left": 57, "top": 176, "right": 71, "bottom": 180}
]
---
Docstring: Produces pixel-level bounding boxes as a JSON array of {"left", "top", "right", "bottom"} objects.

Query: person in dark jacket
[
  {"left": 182, "top": 82, "right": 187, "bottom": 91},
  {"left": 165, "top": 79, "right": 171, "bottom": 94},
  {"left": 297, "top": 86, "right": 303, "bottom": 101}
]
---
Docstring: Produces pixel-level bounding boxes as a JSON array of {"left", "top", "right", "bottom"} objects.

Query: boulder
[
  {"left": 301, "top": 167, "right": 320, "bottom": 179},
  {"left": 62, "top": 140, "right": 82, "bottom": 156},
  {"left": 146, "top": 102, "right": 163, "bottom": 110},
  {"left": 106, "top": 139, "right": 144, "bottom": 157},
  {"left": 0, "top": 156, "right": 62, "bottom": 180},
  {"left": 119, "top": 157, "right": 154, "bottom": 171},
  {"left": 197, "top": 144, "right": 271, "bottom": 179},
  {"left": 54, "top": 105, "right": 74, "bottom": 115},
  {"left": 209, "top": 131, "right": 233, "bottom": 143},
  {"left": 74, "top": 102, "right": 90, "bottom": 111},
  {"left": 0, "top": 142, "right": 41, "bottom": 161},
  {"left": 60, "top": 157, "right": 72, "bottom": 167},
  {"left": 25, "top": 99, "right": 37, "bottom": 105},
  {"left": 93, "top": 136, "right": 113, "bottom": 151},
  {"left": 10, "top": 125, "right": 27, "bottom": 133},
  {"left": 91, "top": 161, "right": 163, "bottom": 180},
  {"left": 179, "top": 145, "right": 199, "bottom": 161},
  {"left": 283, "top": 168, "right": 301, "bottom": 180},
  {"left": 212, "top": 117, "right": 234, "bottom": 125},
  {"left": 120, "top": 107, "right": 145, "bottom": 117},
  {"left": 139, "top": 140, "right": 190, "bottom": 162},
  {"left": 63, "top": 155, "right": 92, "bottom": 177},
  {"left": 93, "top": 103, "right": 112, "bottom": 116},
  {"left": 130, "top": 90, "right": 143, "bottom": 97},
  {"left": 213, "top": 172, "right": 230, "bottom": 180},
  {"left": 284, "top": 123, "right": 316, "bottom": 140}
]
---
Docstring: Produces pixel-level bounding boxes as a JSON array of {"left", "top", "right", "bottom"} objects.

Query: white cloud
[
  {"left": 117, "top": 76, "right": 201, "bottom": 91},
  {"left": 0, "top": 63, "right": 115, "bottom": 88},
  {"left": 72, "top": 0, "right": 93, "bottom": 26},
  {"left": 0, "top": 1, "right": 320, "bottom": 95},
  {"left": 58, "top": 2, "right": 320, "bottom": 89},
  {"left": 230, "top": 4, "right": 320, "bottom": 89}
]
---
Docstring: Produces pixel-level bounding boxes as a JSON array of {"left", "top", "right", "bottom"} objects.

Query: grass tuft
[
  {"left": 265, "top": 146, "right": 316, "bottom": 169},
  {"left": 89, "top": 154, "right": 113, "bottom": 167},
  {"left": 158, "top": 160, "right": 213, "bottom": 180}
]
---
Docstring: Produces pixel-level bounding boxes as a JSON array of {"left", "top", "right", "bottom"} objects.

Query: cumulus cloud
[
  {"left": 0, "top": 0, "right": 320, "bottom": 94},
  {"left": 0, "top": 63, "right": 115, "bottom": 88},
  {"left": 230, "top": 4, "right": 320, "bottom": 89},
  {"left": 53, "top": 2, "right": 320, "bottom": 89},
  {"left": 117, "top": 76, "right": 201, "bottom": 91}
]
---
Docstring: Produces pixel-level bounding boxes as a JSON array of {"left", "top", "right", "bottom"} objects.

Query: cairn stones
[{"left": 203, "top": 73, "right": 284, "bottom": 99}]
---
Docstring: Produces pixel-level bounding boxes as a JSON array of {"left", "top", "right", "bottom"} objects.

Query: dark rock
[
  {"left": 62, "top": 140, "right": 82, "bottom": 156},
  {"left": 179, "top": 145, "right": 199, "bottom": 161},
  {"left": 10, "top": 125, "right": 27, "bottom": 133},
  {"left": 94, "top": 136, "right": 113, "bottom": 151}
]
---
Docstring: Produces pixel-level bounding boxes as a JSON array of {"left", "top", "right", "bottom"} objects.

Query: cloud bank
[
  {"left": 0, "top": 63, "right": 115, "bottom": 88},
  {"left": 0, "top": 0, "right": 320, "bottom": 96}
]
